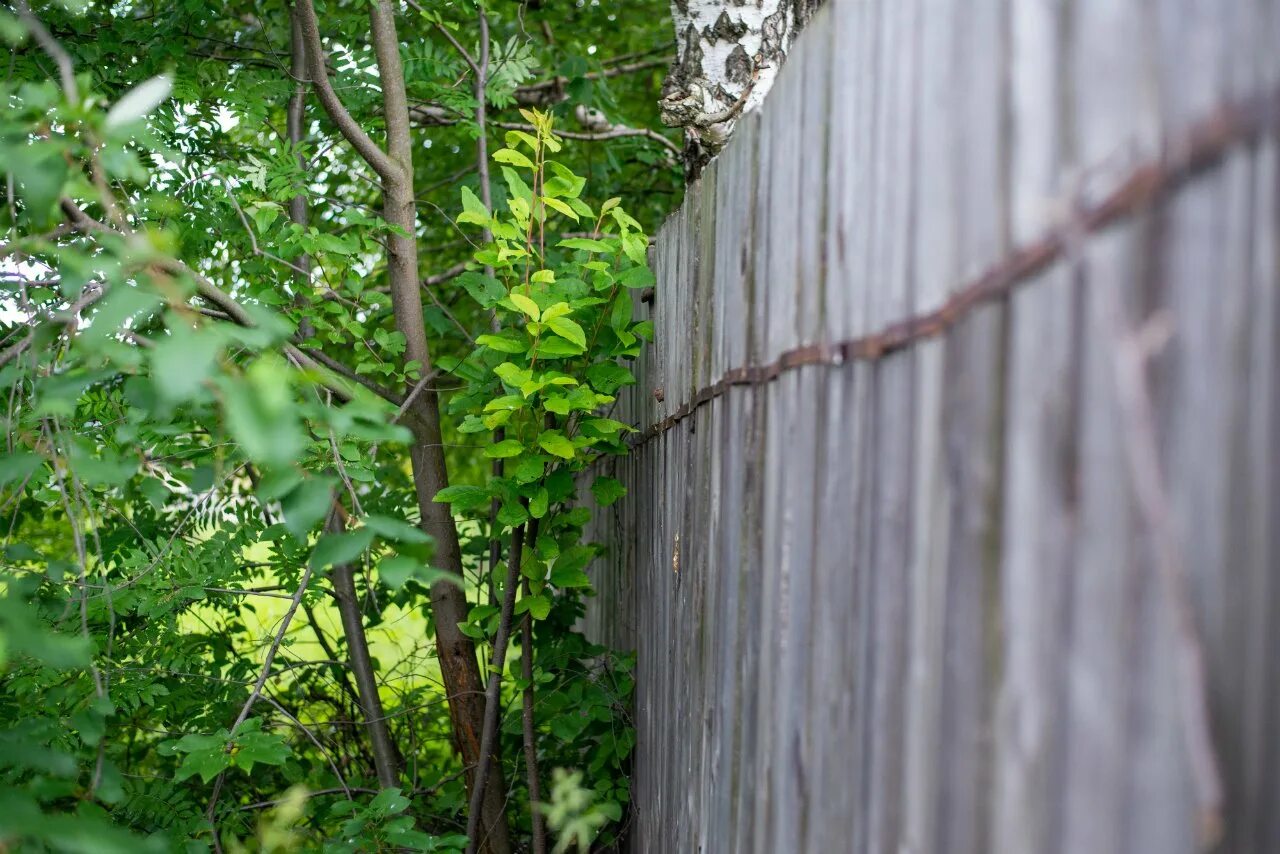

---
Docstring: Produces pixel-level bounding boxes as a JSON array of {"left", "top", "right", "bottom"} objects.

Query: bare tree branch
[
  {"left": 494, "top": 120, "right": 679, "bottom": 154},
  {"left": 513, "top": 56, "right": 670, "bottom": 106}
]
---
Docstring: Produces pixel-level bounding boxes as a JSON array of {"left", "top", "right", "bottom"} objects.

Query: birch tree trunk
[{"left": 661, "top": 0, "right": 823, "bottom": 177}]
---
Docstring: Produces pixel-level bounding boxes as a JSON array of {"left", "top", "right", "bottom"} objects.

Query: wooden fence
[{"left": 580, "top": 0, "right": 1280, "bottom": 851}]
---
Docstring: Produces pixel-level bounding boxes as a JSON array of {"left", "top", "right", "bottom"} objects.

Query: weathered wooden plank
[
  {"left": 824, "top": 0, "right": 878, "bottom": 341},
  {"left": 1059, "top": 223, "right": 1141, "bottom": 854},
  {"left": 900, "top": 0, "right": 961, "bottom": 849},
  {"left": 1238, "top": 134, "right": 1280, "bottom": 852},
  {"left": 933, "top": 301, "right": 1005, "bottom": 854},
  {"left": 992, "top": 267, "right": 1078, "bottom": 854}
]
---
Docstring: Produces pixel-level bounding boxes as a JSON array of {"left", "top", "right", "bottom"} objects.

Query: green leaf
[
  {"left": 484, "top": 439, "right": 525, "bottom": 459},
  {"left": 533, "top": 336, "right": 582, "bottom": 359},
  {"left": 433, "top": 484, "right": 491, "bottom": 511},
  {"left": 310, "top": 528, "right": 375, "bottom": 569},
  {"left": 586, "top": 362, "right": 636, "bottom": 394},
  {"left": 498, "top": 501, "right": 529, "bottom": 527},
  {"left": 370, "top": 788, "right": 411, "bottom": 816},
  {"left": 484, "top": 394, "right": 525, "bottom": 412},
  {"left": 150, "top": 328, "right": 222, "bottom": 402},
  {"left": 528, "top": 486, "right": 549, "bottom": 518},
  {"left": 363, "top": 514, "right": 431, "bottom": 544},
  {"left": 549, "top": 545, "right": 593, "bottom": 587},
  {"left": 558, "top": 237, "right": 614, "bottom": 253},
  {"left": 281, "top": 477, "right": 334, "bottom": 539},
  {"left": 540, "top": 301, "right": 572, "bottom": 322},
  {"left": 231, "top": 730, "right": 291, "bottom": 772},
  {"left": 494, "top": 362, "right": 532, "bottom": 388},
  {"left": 590, "top": 476, "right": 627, "bottom": 507},
  {"left": 513, "top": 456, "right": 544, "bottom": 483},
  {"left": 176, "top": 747, "right": 231, "bottom": 783},
  {"left": 541, "top": 195, "right": 579, "bottom": 221},
  {"left": 377, "top": 556, "right": 461, "bottom": 590},
  {"left": 508, "top": 292, "right": 541, "bottom": 321},
  {"left": 502, "top": 166, "right": 532, "bottom": 204},
  {"left": 582, "top": 417, "right": 632, "bottom": 436},
  {"left": 476, "top": 332, "right": 528, "bottom": 354},
  {"left": 504, "top": 129, "right": 540, "bottom": 150},
  {"left": 457, "top": 271, "right": 506, "bottom": 308},
  {"left": 537, "top": 430, "right": 576, "bottom": 460},
  {"left": 493, "top": 147, "right": 535, "bottom": 169},
  {"left": 610, "top": 289, "right": 633, "bottom": 331},
  {"left": 617, "top": 264, "right": 656, "bottom": 288},
  {"left": 458, "top": 185, "right": 490, "bottom": 226},
  {"left": 514, "top": 594, "right": 551, "bottom": 620},
  {"left": 545, "top": 316, "right": 587, "bottom": 350},
  {"left": 0, "top": 452, "right": 42, "bottom": 487},
  {"left": 220, "top": 355, "right": 304, "bottom": 469},
  {"left": 14, "top": 144, "right": 68, "bottom": 225}
]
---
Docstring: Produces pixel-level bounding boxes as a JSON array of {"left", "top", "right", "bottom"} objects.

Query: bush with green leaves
[{"left": 0, "top": 1, "right": 666, "bottom": 851}]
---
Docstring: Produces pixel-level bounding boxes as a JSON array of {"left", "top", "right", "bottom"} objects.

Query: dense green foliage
[{"left": 0, "top": 0, "right": 677, "bottom": 850}]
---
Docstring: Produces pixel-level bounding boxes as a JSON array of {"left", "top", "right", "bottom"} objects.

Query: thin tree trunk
[
  {"left": 296, "top": 2, "right": 511, "bottom": 849},
  {"left": 286, "top": 4, "right": 314, "bottom": 341},
  {"left": 520, "top": 577, "right": 546, "bottom": 854},
  {"left": 327, "top": 514, "right": 400, "bottom": 789},
  {"left": 289, "top": 3, "right": 397, "bottom": 789}
]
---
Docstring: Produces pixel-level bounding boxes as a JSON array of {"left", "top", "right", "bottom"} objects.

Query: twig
[
  {"left": 258, "top": 693, "right": 353, "bottom": 800},
  {"left": 423, "top": 260, "right": 469, "bottom": 288},
  {"left": 514, "top": 56, "right": 671, "bottom": 106},
  {"left": 297, "top": 346, "right": 405, "bottom": 407},
  {"left": 391, "top": 367, "right": 443, "bottom": 425},
  {"left": 494, "top": 120, "right": 679, "bottom": 154},
  {"left": 205, "top": 536, "right": 319, "bottom": 822},
  {"left": 14, "top": 0, "right": 78, "bottom": 102},
  {"left": 1098, "top": 247, "right": 1225, "bottom": 848}
]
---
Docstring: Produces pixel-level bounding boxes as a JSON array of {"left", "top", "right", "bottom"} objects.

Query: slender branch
[
  {"left": 1100, "top": 257, "right": 1225, "bottom": 846},
  {"left": 420, "top": 276, "right": 476, "bottom": 345},
  {"left": 286, "top": 4, "right": 316, "bottom": 341},
  {"left": 513, "top": 56, "right": 670, "bottom": 106},
  {"left": 423, "top": 260, "right": 469, "bottom": 288},
  {"left": 15, "top": 0, "right": 78, "bottom": 102},
  {"left": 297, "top": 346, "right": 405, "bottom": 407},
  {"left": 494, "top": 120, "right": 679, "bottom": 154},
  {"left": 258, "top": 693, "right": 353, "bottom": 801},
  {"left": 466, "top": 522, "right": 525, "bottom": 854},
  {"left": 391, "top": 366, "right": 443, "bottom": 425},
  {"left": 205, "top": 541, "right": 318, "bottom": 822},
  {"left": 239, "top": 787, "right": 379, "bottom": 811},
  {"left": 294, "top": 0, "right": 401, "bottom": 182}
]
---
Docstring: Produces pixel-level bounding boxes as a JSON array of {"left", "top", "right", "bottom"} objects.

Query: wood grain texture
[{"left": 580, "top": 0, "right": 1280, "bottom": 851}]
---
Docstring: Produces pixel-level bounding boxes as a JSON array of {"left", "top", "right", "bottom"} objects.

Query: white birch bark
[{"left": 661, "top": 0, "right": 821, "bottom": 175}]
